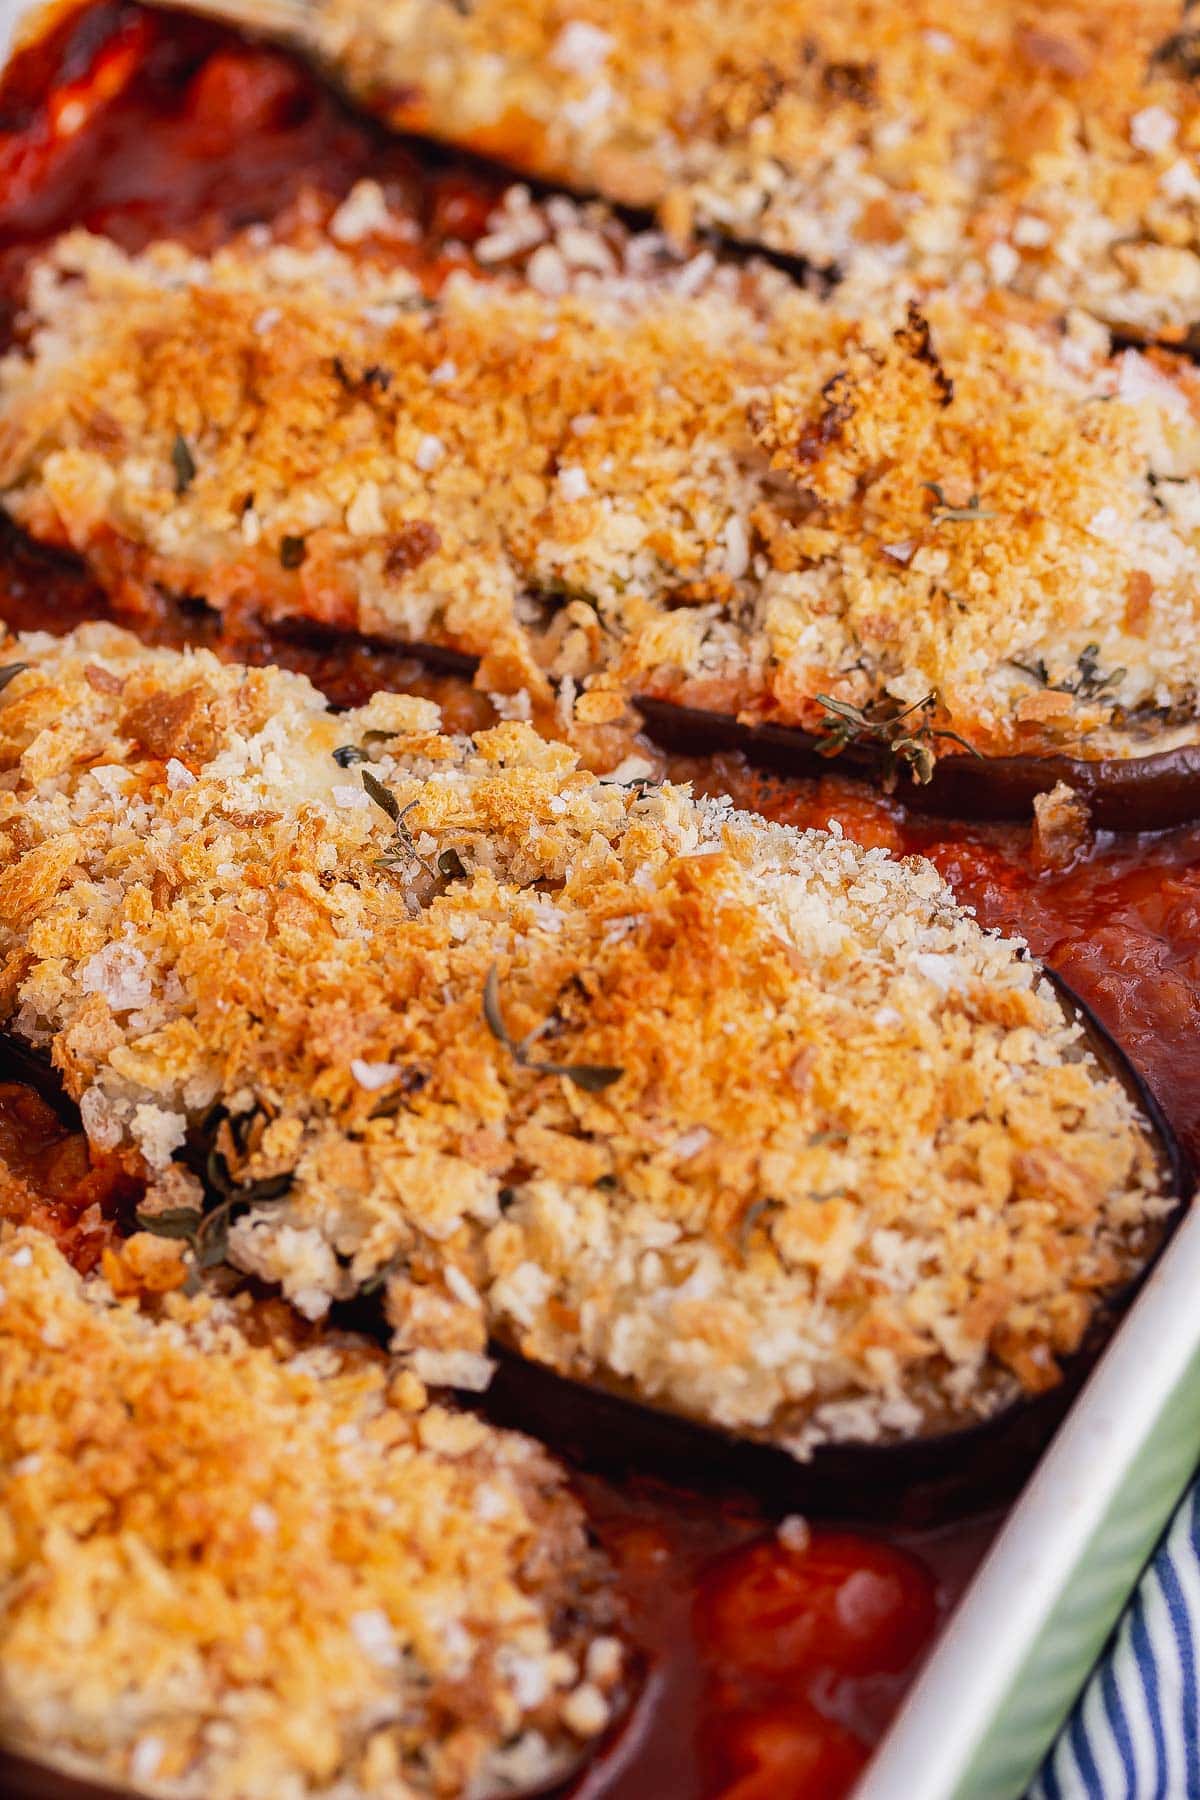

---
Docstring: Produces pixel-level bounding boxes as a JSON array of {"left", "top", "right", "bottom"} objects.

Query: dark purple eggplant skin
[
  {"left": 480, "top": 971, "right": 1192, "bottom": 1526},
  {"left": 219, "top": 611, "right": 1200, "bottom": 831},
  {"left": 0, "top": 1753, "right": 94, "bottom": 1800},
  {"left": 635, "top": 696, "right": 1200, "bottom": 831},
  {"left": 0, "top": 965, "right": 1190, "bottom": 1531}
]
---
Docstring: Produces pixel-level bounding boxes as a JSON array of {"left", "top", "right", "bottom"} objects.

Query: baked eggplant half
[
  {"left": 0, "top": 1222, "right": 628, "bottom": 1800},
  {"left": 6, "top": 198, "right": 1200, "bottom": 818},
  {"left": 146, "top": 0, "right": 1200, "bottom": 343},
  {"left": 0, "top": 626, "right": 1179, "bottom": 1465}
]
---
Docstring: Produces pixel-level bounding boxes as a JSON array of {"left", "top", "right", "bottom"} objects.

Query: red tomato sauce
[
  {"left": 0, "top": 1081, "right": 128, "bottom": 1268},
  {"left": 1, "top": 10, "right": 1197, "bottom": 1798}
]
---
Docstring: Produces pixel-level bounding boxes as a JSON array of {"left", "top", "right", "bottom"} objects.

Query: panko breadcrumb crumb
[
  {"left": 0, "top": 626, "right": 1174, "bottom": 1454},
  {"left": 219, "top": 0, "right": 1200, "bottom": 340},
  {"left": 0, "top": 1224, "right": 624, "bottom": 1800},
  {"left": 4, "top": 198, "right": 1200, "bottom": 763}
]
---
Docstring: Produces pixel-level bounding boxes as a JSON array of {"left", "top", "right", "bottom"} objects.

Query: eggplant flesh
[
  {"left": 481, "top": 971, "right": 1189, "bottom": 1520},
  {"left": 4, "top": 958, "right": 1190, "bottom": 1511},
  {"left": 635, "top": 697, "right": 1200, "bottom": 833},
  {"left": 0, "top": 1722, "right": 630, "bottom": 1800},
  {"left": 0, "top": 974, "right": 1186, "bottom": 1525},
  {"left": 265, "top": 626, "right": 1200, "bottom": 831}
]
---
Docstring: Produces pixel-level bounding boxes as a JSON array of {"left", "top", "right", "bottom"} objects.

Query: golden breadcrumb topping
[
  {"left": 0, "top": 626, "right": 1172, "bottom": 1452},
  {"left": 0, "top": 1224, "right": 623, "bottom": 1800},
  {"left": 273, "top": 0, "right": 1200, "bottom": 339},
  {"left": 4, "top": 201, "right": 1200, "bottom": 762}
]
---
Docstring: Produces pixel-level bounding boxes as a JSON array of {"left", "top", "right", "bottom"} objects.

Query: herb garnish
[
  {"left": 1147, "top": 471, "right": 1188, "bottom": 513},
  {"left": 922, "top": 482, "right": 996, "bottom": 524},
  {"left": 360, "top": 769, "right": 438, "bottom": 876},
  {"left": 361, "top": 768, "right": 401, "bottom": 822},
  {"left": 483, "top": 963, "right": 623, "bottom": 1092},
  {"left": 171, "top": 434, "right": 196, "bottom": 495},
  {"left": 813, "top": 692, "right": 982, "bottom": 785},
  {"left": 332, "top": 731, "right": 399, "bottom": 768},
  {"left": 736, "top": 1197, "right": 777, "bottom": 1256},
  {"left": 0, "top": 662, "right": 28, "bottom": 693},
  {"left": 280, "top": 535, "right": 307, "bottom": 569},
  {"left": 437, "top": 848, "right": 467, "bottom": 880},
  {"left": 1011, "top": 642, "right": 1126, "bottom": 701},
  {"left": 358, "top": 1251, "right": 406, "bottom": 1297},
  {"left": 332, "top": 355, "right": 393, "bottom": 394},
  {"left": 356, "top": 768, "right": 470, "bottom": 886},
  {"left": 1152, "top": 24, "right": 1200, "bottom": 81},
  {"left": 134, "top": 1141, "right": 292, "bottom": 1283},
  {"left": 737, "top": 1184, "right": 846, "bottom": 1257},
  {"left": 368, "top": 1065, "right": 431, "bottom": 1118}
]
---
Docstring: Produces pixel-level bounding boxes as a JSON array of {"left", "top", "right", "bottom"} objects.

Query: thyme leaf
[
  {"left": 134, "top": 1137, "right": 293, "bottom": 1279},
  {"left": 171, "top": 434, "right": 197, "bottom": 495},
  {"left": 561, "top": 1063, "right": 626, "bottom": 1093},
  {"left": 737, "top": 1197, "right": 776, "bottom": 1257},
  {"left": 361, "top": 768, "right": 401, "bottom": 825},
  {"left": 133, "top": 1206, "right": 201, "bottom": 1240},
  {"left": 0, "top": 662, "right": 28, "bottom": 693},
  {"left": 358, "top": 1252, "right": 406, "bottom": 1297},
  {"left": 332, "top": 732, "right": 399, "bottom": 769},
  {"left": 1010, "top": 642, "right": 1126, "bottom": 701},
  {"left": 482, "top": 963, "right": 623, "bottom": 1092},
  {"left": 922, "top": 481, "right": 996, "bottom": 523}
]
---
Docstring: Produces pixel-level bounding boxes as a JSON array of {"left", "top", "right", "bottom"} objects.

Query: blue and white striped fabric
[{"left": 1030, "top": 1484, "right": 1200, "bottom": 1799}]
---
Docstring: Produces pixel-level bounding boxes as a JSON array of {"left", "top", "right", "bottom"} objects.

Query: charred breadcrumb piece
[
  {"left": 3, "top": 199, "right": 1200, "bottom": 762},
  {"left": 0, "top": 1224, "right": 623, "bottom": 1800},
  {"left": 1031, "top": 780, "right": 1092, "bottom": 871},
  {"left": 0, "top": 626, "right": 1172, "bottom": 1452},
  {"left": 236, "top": 0, "right": 1200, "bottom": 340}
]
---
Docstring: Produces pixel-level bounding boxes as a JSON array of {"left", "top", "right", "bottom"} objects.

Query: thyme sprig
[
  {"left": 361, "top": 769, "right": 439, "bottom": 877},
  {"left": 134, "top": 1128, "right": 293, "bottom": 1283},
  {"left": 483, "top": 964, "right": 623, "bottom": 1092},
  {"left": 355, "top": 765, "right": 471, "bottom": 888},
  {"left": 813, "top": 692, "right": 982, "bottom": 785},
  {"left": 922, "top": 481, "right": 995, "bottom": 524}
]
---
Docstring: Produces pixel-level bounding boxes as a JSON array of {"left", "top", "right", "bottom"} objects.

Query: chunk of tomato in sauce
[
  {"left": 180, "top": 46, "right": 312, "bottom": 152},
  {"left": 704, "top": 1702, "right": 868, "bottom": 1800},
  {"left": 0, "top": 1081, "right": 127, "bottom": 1269},
  {"left": 696, "top": 1530, "right": 938, "bottom": 1685}
]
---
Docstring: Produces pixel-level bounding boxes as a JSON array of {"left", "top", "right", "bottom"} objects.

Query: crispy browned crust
[
  {"left": 3, "top": 199, "right": 1200, "bottom": 763},
  {"left": 0, "top": 1223, "right": 624, "bottom": 1799},
  {"left": 0, "top": 626, "right": 1172, "bottom": 1453},
  {"left": 281, "top": 0, "right": 1200, "bottom": 339}
]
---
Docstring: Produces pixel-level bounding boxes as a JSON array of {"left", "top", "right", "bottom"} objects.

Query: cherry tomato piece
[
  {"left": 429, "top": 174, "right": 498, "bottom": 244},
  {"left": 697, "top": 1530, "right": 938, "bottom": 1684},
  {"left": 707, "top": 1701, "right": 868, "bottom": 1800},
  {"left": 183, "top": 49, "right": 308, "bottom": 149}
]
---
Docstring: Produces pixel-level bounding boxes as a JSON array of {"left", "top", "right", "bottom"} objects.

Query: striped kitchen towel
[{"left": 1030, "top": 1483, "right": 1200, "bottom": 1798}]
